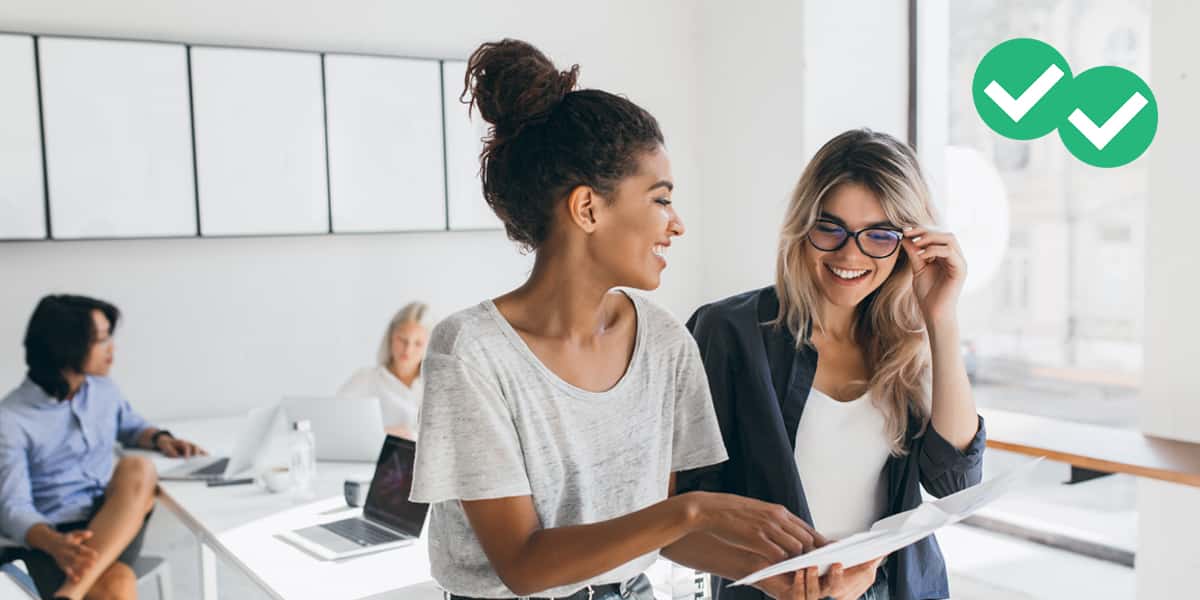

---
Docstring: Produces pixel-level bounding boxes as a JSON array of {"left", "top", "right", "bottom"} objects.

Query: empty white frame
[
  {"left": 0, "top": 34, "right": 45, "bottom": 239},
  {"left": 442, "top": 60, "right": 501, "bottom": 231},
  {"left": 325, "top": 54, "right": 445, "bottom": 233},
  {"left": 39, "top": 37, "right": 196, "bottom": 239},
  {"left": 191, "top": 46, "right": 328, "bottom": 236}
]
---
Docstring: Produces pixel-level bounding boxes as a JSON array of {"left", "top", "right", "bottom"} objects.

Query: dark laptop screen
[{"left": 363, "top": 435, "right": 429, "bottom": 536}]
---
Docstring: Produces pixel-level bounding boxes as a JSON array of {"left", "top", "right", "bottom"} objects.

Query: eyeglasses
[{"left": 807, "top": 219, "right": 903, "bottom": 259}]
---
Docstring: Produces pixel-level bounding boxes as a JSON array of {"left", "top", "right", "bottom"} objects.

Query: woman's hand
[
  {"left": 819, "top": 558, "right": 885, "bottom": 600},
  {"left": 49, "top": 530, "right": 98, "bottom": 583},
  {"left": 758, "top": 567, "right": 823, "bottom": 600},
  {"left": 757, "top": 557, "right": 884, "bottom": 600},
  {"left": 690, "top": 491, "right": 828, "bottom": 564},
  {"left": 901, "top": 226, "right": 967, "bottom": 328},
  {"left": 385, "top": 425, "right": 417, "bottom": 440}
]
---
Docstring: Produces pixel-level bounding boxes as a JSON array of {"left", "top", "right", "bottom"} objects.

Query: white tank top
[{"left": 793, "top": 387, "right": 892, "bottom": 540}]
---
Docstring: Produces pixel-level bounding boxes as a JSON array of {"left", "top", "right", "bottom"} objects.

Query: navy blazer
[{"left": 677, "top": 286, "right": 985, "bottom": 600}]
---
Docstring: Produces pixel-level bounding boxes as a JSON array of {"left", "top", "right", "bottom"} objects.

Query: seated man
[{"left": 0, "top": 295, "right": 204, "bottom": 600}]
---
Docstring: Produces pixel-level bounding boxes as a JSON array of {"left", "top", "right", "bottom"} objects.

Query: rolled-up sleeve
[
  {"left": 918, "top": 415, "right": 986, "bottom": 498},
  {"left": 114, "top": 388, "right": 151, "bottom": 448},
  {"left": 0, "top": 423, "right": 48, "bottom": 546}
]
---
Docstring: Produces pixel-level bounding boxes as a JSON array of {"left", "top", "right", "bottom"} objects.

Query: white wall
[
  {"left": 1138, "top": 0, "right": 1200, "bottom": 595},
  {"left": 694, "top": 0, "right": 910, "bottom": 304},
  {"left": 0, "top": 0, "right": 705, "bottom": 421},
  {"left": 801, "top": 1, "right": 909, "bottom": 161},
  {"left": 693, "top": 0, "right": 802, "bottom": 304},
  {"left": 1142, "top": 0, "right": 1200, "bottom": 445}
]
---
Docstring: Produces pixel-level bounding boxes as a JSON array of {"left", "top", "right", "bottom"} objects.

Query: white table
[
  {"left": 147, "top": 417, "right": 684, "bottom": 600},
  {"left": 146, "top": 417, "right": 437, "bottom": 600}
]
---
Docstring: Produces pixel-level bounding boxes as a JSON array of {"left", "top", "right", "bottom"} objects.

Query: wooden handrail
[{"left": 981, "top": 408, "right": 1200, "bottom": 488}]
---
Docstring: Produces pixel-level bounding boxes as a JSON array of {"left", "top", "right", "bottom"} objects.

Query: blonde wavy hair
[{"left": 775, "top": 129, "right": 936, "bottom": 455}]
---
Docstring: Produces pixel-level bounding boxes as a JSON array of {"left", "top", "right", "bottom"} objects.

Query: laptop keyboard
[
  {"left": 320, "top": 518, "right": 404, "bottom": 547},
  {"left": 192, "top": 458, "right": 229, "bottom": 476}
]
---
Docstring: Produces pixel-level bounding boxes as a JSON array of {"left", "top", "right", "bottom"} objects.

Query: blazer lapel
[{"left": 756, "top": 289, "right": 817, "bottom": 451}]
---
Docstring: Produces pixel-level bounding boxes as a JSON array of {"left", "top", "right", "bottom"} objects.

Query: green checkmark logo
[
  {"left": 973, "top": 38, "right": 1074, "bottom": 140},
  {"left": 1058, "top": 66, "right": 1157, "bottom": 168},
  {"left": 973, "top": 38, "right": 1158, "bottom": 168}
]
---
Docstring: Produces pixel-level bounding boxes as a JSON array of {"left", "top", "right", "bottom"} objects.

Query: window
[{"left": 921, "top": 0, "right": 1150, "bottom": 427}]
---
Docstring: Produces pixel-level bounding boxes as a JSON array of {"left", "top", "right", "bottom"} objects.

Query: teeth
[
  {"left": 653, "top": 244, "right": 666, "bottom": 257},
  {"left": 829, "top": 265, "right": 869, "bottom": 280}
]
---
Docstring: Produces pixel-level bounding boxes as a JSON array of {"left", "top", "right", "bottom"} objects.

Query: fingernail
[
  {"left": 904, "top": 226, "right": 913, "bottom": 231},
  {"left": 912, "top": 236, "right": 922, "bottom": 242},
  {"left": 917, "top": 249, "right": 926, "bottom": 255}
]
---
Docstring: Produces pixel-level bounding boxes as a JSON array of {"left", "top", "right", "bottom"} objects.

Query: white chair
[{"left": 1, "top": 538, "right": 172, "bottom": 600}]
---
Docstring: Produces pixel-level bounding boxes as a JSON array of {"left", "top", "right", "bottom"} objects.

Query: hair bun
[{"left": 464, "top": 39, "right": 579, "bottom": 138}]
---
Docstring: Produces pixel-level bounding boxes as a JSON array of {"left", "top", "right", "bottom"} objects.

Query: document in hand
[{"left": 733, "top": 457, "right": 1044, "bottom": 584}]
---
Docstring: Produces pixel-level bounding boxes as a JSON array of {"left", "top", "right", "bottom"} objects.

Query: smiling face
[
  {"left": 805, "top": 182, "right": 903, "bottom": 309},
  {"left": 587, "top": 145, "right": 685, "bottom": 290}
]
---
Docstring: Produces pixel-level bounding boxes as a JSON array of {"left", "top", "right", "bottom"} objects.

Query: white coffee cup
[
  {"left": 262, "top": 466, "right": 293, "bottom": 493},
  {"left": 344, "top": 478, "right": 371, "bottom": 507}
]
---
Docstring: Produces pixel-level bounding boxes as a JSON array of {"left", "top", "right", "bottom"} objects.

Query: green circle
[
  {"left": 1057, "top": 66, "right": 1157, "bottom": 168},
  {"left": 973, "top": 38, "right": 1074, "bottom": 140}
]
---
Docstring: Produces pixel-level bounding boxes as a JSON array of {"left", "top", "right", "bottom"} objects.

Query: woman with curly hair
[{"left": 410, "top": 39, "right": 830, "bottom": 600}]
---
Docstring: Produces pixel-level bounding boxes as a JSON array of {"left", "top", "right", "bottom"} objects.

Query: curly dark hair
[
  {"left": 464, "top": 39, "right": 664, "bottom": 251},
  {"left": 24, "top": 294, "right": 119, "bottom": 400}
]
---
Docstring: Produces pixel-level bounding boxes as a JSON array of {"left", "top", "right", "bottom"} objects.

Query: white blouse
[
  {"left": 336, "top": 365, "right": 423, "bottom": 434},
  {"left": 793, "top": 387, "right": 892, "bottom": 540}
]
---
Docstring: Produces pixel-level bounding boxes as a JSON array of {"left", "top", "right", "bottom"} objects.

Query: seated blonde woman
[{"left": 337, "top": 302, "right": 431, "bottom": 439}]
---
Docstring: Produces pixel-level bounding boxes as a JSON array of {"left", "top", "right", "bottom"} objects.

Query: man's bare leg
[
  {"left": 54, "top": 456, "right": 156, "bottom": 600},
  {"left": 83, "top": 563, "right": 136, "bottom": 600}
]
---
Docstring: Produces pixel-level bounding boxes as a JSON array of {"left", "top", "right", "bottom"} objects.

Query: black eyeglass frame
[{"left": 806, "top": 218, "right": 905, "bottom": 259}]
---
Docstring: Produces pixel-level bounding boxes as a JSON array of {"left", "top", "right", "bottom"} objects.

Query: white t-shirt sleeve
[
  {"left": 669, "top": 328, "right": 729, "bottom": 473},
  {"left": 336, "top": 367, "right": 374, "bottom": 401},
  {"left": 410, "top": 352, "right": 532, "bottom": 504}
]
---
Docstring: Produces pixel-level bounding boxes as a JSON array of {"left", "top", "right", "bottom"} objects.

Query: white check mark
[
  {"left": 984, "top": 64, "right": 1065, "bottom": 123},
  {"left": 1067, "top": 92, "right": 1149, "bottom": 150}
]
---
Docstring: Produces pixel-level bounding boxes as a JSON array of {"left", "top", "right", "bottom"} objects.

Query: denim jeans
[
  {"left": 859, "top": 575, "right": 889, "bottom": 600},
  {"left": 447, "top": 573, "right": 655, "bottom": 600}
]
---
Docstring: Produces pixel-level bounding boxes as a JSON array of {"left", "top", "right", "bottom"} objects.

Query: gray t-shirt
[{"left": 410, "top": 292, "right": 728, "bottom": 598}]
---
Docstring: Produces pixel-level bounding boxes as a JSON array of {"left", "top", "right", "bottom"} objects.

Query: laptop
[
  {"left": 279, "top": 435, "right": 428, "bottom": 560},
  {"left": 159, "top": 404, "right": 286, "bottom": 481},
  {"left": 281, "top": 396, "right": 386, "bottom": 462}
]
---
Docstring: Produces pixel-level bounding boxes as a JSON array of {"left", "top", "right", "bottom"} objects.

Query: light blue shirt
[{"left": 0, "top": 376, "right": 151, "bottom": 546}]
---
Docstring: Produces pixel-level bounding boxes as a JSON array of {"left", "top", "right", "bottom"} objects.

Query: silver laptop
[
  {"left": 279, "top": 436, "right": 428, "bottom": 560},
  {"left": 160, "top": 404, "right": 285, "bottom": 481},
  {"left": 281, "top": 396, "right": 386, "bottom": 462}
]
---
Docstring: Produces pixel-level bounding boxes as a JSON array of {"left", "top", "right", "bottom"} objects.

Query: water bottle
[{"left": 289, "top": 420, "right": 316, "bottom": 499}]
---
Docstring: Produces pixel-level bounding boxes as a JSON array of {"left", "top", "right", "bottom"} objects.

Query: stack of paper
[{"left": 734, "top": 457, "right": 1043, "bottom": 584}]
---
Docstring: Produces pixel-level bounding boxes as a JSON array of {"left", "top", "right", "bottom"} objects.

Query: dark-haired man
[{"left": 0, "top": 295, "right": 204, "bottom": 600}]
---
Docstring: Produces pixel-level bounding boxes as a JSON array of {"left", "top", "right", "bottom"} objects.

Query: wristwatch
[{"left": 150, "top": 429, "right": 175, "bottom": 450}]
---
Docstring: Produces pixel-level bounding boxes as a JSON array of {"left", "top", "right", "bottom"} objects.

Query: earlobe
[{"left": 567, "top": 185, "right": 599, "bottom": 233}]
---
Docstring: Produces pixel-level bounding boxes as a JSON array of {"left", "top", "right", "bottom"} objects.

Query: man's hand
[
  {"left": 156, "top": 436, "right": 206, "bottom": 458},
  {"left": 48, "top": 530, "right": 98, "bottom": 583}
]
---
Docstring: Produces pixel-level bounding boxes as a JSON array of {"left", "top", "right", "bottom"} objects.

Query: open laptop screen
[{"left": 363, "top": 435, "right": 429, "bottom": 536}]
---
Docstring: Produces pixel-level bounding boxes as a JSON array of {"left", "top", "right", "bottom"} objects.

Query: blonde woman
[
  {"left": 337, "top": 302, "right": 431, "bottom": 439},
  {"left": 679, "top": 129, "right": 985, "bottom": 600}
]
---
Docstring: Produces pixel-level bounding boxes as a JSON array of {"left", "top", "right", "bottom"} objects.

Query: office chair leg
[{"left": 156, "top": 563, "right": 173, "bottom": 600}]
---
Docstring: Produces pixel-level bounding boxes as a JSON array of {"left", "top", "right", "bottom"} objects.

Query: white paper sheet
[{"left": 733, "top": 457, "right": 1043, "bottom": 585}]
